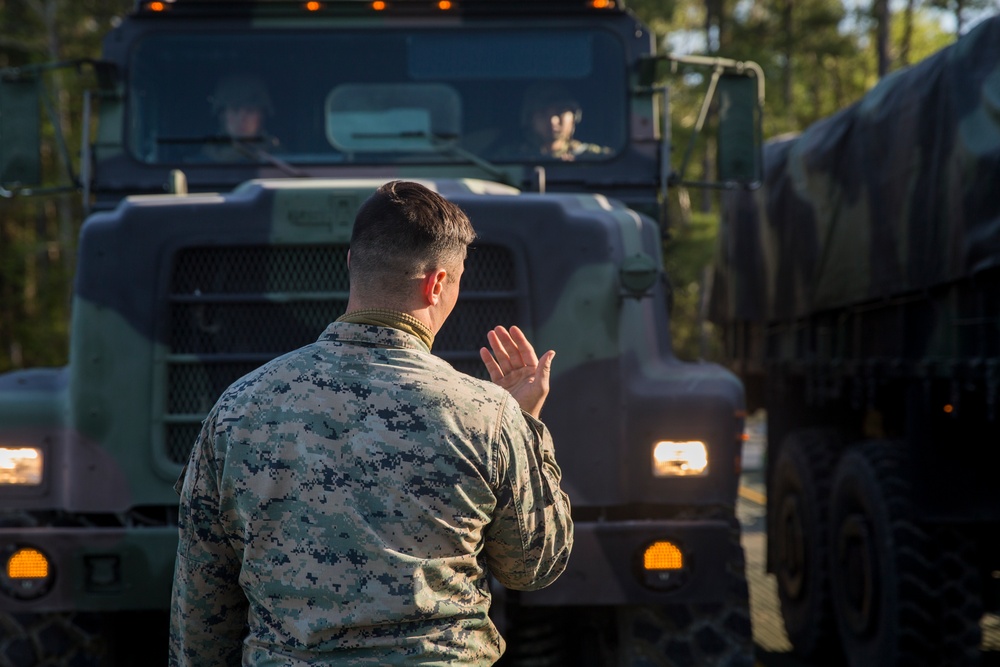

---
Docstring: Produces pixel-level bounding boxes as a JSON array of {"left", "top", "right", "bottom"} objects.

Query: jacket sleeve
[
  {"left": 169, "top": 407, "right": 248, "bottom": 667},
  {"left": 483, "top": 396, "right": 573, "bottom": 590}
]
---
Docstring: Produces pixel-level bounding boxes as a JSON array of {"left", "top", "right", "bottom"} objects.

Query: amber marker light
[
  {"left": 590, "top": 0, "right": 614, "bottom": 7},
  {"left": 944, "top": 404, "right": 954, "bottom": 414},
  {"left": 643, "top": 541, "right": 683, "bottom": 571},
  {"left": 640, "top": 540, "right": 687, "bottom": 590},
  {"left": 8, "top": 548, "right": 49, "bottom": 579},
  {"left": 148, "top": 1, "right": 166, "bottom": 10},
  {"left": 305, "top": 1, "right": 321, "bottom": 10},
  {"left": 438, "top": 0, "right": 453, "bottom": 9},
  {"left": 1, "top": 545, "right": 54, "bottom": 600},
  {"left": 372, "top": 0, "right": 386, "bottom": 8}
]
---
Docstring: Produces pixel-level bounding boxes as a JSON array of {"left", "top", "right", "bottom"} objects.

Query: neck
[{"left": 336, "top": 308, "right": 435, "bottom": 350}]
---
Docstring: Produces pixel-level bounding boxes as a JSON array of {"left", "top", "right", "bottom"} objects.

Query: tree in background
[
  {"left": 0, "top": 0, "right": 131, "bottom": 372},
  {"left": 629, "top": 0, "right": 963, "bottom": 360}
]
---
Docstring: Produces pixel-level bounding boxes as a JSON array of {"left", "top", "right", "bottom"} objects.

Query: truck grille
[{"left": 161, "top": 243, "right": 520, "bottom": 465}]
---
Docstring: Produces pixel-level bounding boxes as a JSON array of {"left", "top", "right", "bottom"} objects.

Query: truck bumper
[
  {"left": 519, "top": 519, "right": 738, "bottom": 606},
  {"left": 0, "top": 526, "right": 177, "bottom": 613}
]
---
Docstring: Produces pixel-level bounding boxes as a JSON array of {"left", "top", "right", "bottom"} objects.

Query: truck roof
[{"left": 131, "top": 0, "right": 629, "bottom": 17}]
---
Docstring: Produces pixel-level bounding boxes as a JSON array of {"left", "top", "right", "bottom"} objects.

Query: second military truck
[{"left": 711, "top": 15, "right": 1000, "bottom": 667}]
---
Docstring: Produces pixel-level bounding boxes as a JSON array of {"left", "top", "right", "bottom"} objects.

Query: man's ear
[{"left": 421, "top": 269, "right": 448, "bottom": 306}]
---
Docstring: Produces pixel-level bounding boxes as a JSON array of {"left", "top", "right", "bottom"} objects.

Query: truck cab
[{"left": 90, "top": 0, "right": 661, "bottom": 215}]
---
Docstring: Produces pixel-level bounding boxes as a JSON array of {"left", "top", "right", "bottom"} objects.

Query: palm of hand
[{"left": 479, "top": 325, "right": 554, "bottom": 419}]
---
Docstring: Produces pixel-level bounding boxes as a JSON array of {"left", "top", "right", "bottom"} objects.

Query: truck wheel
[
  {"left": 0, "top": 612, "right": 107, "bottom": 667},
  {"left": 770, "top": 429, "right": 840, "bottom": 660},
  {"left": 827, "top": 441, "right": 935, "bottom": 667},
  {"left": 934, "top": 529, "right": 982, "bottom": 667},
  {"left": 501, "top": 521, "right": 752, "bottom": 667}
]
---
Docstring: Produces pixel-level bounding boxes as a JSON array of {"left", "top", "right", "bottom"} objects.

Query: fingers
[
  {"left": 485, "top": 329, "right": 513, "bottom": 372},
  {"left": 487, "top": 326, "right": 537, "bottom": 372},
  {"left": 479, "top": 346, "right": 503, "bottom": 384},
  {"left": 537, "top": 349, "right": 555, "bottom": 380},
  {"left": 508, "top": 326, "right": 539, "bottom": 367}
]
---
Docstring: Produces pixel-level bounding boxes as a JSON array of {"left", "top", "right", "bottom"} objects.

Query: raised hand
[{"left": 479, "top": 325, "right": 555, "bottom": 419}]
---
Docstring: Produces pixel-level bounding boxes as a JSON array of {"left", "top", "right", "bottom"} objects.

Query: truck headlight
[
  {"left": 652, "top": 440, "right": 708, "bottom": 477},
  {"left": 0, "top": 447, "right": 44, "bottom": 485}
]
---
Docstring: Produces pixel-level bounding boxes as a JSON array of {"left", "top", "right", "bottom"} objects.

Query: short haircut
[{"left": 349, "top": 180, "right": 477, "bottom": 296}]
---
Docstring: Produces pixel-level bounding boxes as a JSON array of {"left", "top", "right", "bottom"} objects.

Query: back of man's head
[{"left": 349, "top": 180, "right": 477, "bottom": 298}]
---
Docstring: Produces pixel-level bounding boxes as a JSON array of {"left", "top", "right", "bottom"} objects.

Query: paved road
[{"left": 737, "top": 428, "right": 1000, "bottom": 667}]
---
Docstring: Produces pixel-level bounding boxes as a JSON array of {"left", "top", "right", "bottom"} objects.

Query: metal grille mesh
[{"left": 162, "top": 243, "right": 518, "bottom": 464}]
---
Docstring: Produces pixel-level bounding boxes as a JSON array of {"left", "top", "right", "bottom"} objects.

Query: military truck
[
  {"left": 0, "top": 0, "right": 763, "bottom": 664},
  {"left": 710, "top": 14, "right": 1000, "bottom": 667}
]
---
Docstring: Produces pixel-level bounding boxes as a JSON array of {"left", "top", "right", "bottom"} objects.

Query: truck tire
[
  {"left": 770, "top": 429, "right": 840, "bottom": 660},
  {"left": 500, "top": 519, "right": 752, "bottom": 667},
  {"left": 827, "top": 441, "right": 935, "bottom": 667},
  {"left": 0, "top": 612, "right": 107, "bottom": 667},
  {"left": 934, "top": 529, "right": 982, "bottom": 667}
]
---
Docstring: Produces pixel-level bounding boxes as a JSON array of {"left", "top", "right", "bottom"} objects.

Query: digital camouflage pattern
[
  {"left": 711, "top": 14, "right": 1000, "bottom": 326},
  {"left": 170, "top": 321, "right": 572, "bottom": 666}
]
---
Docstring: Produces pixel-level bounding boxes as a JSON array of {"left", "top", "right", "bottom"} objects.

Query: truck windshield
[{"left": 128, "top": 27, "right": 627, "bottom": 166}]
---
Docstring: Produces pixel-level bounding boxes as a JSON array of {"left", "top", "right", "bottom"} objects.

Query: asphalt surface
[{"left": 737, "top": 418, "right": 1000, "bottom": 667}]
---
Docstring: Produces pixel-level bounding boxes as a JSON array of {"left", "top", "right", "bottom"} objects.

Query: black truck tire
[
  {"left": 827, "top": 441, "right": 935, "bottom": 667},
  {"left": 0, "top": 612, "right": 107, "bottom": 667},
  {"left": 934, "top": 529, "right": 982, "bottom": 667},
  {"left": 501, "top": 518, "right": 752, "bottom": 667},
  {"left": 770, "top": 428, "right": 840, "bottom": 661}
]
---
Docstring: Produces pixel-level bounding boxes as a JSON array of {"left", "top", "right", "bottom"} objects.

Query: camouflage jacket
[{"left": 169, "top": 322, "right": 573, "bottom": 666}]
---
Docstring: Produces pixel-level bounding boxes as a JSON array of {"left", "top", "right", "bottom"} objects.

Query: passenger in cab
[
  {"left": 203, "top": 73, "right": 282, "bottom": 162},
  {"left": 520, "top": 84, "right": 610, "bottom": 162}
]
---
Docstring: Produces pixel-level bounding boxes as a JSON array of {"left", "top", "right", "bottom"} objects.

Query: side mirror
[
  {"left": 717, "top": 73, "right": 762, "bottom": 184},
  {"left": 0, "top": 75, "right": 42, "bottom": 189}
]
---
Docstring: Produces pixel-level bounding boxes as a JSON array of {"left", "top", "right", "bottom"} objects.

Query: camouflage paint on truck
[
  {"left": 1, "top": 1, "right": 762, "bottom": 665},
  {"left": 711, "top": 14, "right": 1000, "bottom": 667}
]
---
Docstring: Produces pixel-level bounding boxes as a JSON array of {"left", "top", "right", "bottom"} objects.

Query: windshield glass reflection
[{"left": 128, "top": 28, "right": 627, "bottom": 167}]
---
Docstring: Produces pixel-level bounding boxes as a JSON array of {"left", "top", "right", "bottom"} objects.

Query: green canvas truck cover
[{"left": 710, "top": 14, "right": 1000, "bottom": 325}]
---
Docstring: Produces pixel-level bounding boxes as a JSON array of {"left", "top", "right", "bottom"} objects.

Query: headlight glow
[
  {"left": 652, "top": 440, "right": 708, "bottom": 477},
  {"left": 0, "top": 447, "right": 43, "bottom": 485}
]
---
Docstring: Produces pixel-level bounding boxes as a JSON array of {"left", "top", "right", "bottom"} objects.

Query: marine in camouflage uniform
[
  {"left": 519, "top": 83, "right": 611, "bottom": 162},
  {"left": 169, "top": 181, "right": 573, "bottom": 666}
]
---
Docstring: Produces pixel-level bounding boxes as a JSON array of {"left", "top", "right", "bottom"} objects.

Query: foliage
[
  {"left": 626, "top": 0, "right": 967, "bottom": 363},
  {"left": 662, "top": 208, "right": 723, "bottom": 361},
  {"left": 0, "top": 0, "right": 132, "bottom": 372}
]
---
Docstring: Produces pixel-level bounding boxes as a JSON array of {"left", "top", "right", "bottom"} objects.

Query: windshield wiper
[
  {"left": 228, "top": 140, "right": 306, "bottom": 177},
  {"left": 156, "top": 135, "right": 306, "bottom": 177},
  {"left": 429, "top": 134, "right": 514, "bottom": 187}
]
